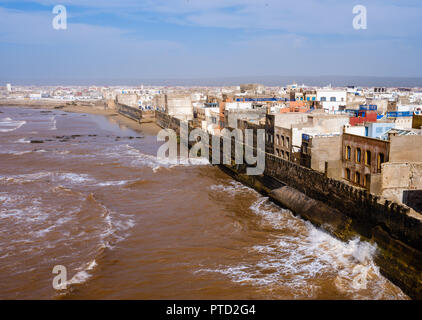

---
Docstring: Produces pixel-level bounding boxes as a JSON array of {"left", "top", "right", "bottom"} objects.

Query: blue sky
[{"left": 0, "top": 0, "right": 421, "bottom": 83}]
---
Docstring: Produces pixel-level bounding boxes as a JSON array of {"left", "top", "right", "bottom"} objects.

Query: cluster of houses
[
  {"left": 3, "top": 82, "right": 421, "bottom": 212},
  {"left": 150, "top": 83, "right": 422, "bottom": 213}
]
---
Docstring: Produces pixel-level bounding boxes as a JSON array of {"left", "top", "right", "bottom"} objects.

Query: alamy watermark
[
  {"left": 157, "top": 122, "right": 266, "bottom": 175},
  {"left": 52, "top": 265, "right": 67, "bottom": 290},
  {"left": 353, "top": 5, "right": 367, "bottom": 30},
  {"left": 52, "top": 5, "right": 67, "bottom": 30}
]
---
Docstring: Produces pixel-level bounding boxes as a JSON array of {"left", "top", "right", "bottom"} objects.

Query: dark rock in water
[
  {"left": 30, "top": 140, "right": 44, "bottom": 144},
  {"left": 88, "top": 134, "right": 97, "bottom": 137},
  {"left": 136, "top": 136, "right": 143, "bottom": 139},
  {"left": 128, "top": 136, "right": 134, "bottom": 139},
  {"left": 54, "top": 105, "right": 64, "bottom": 109},
  {"left": 71, "top": 135, "right": 82, "bottom": 138}
]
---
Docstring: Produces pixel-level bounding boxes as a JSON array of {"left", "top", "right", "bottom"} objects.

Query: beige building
[
  {"left": 381, "top": 135, "right": 422, "bottom": 211},
  {"left": 300, "top": 134, "right": 343, "bottom": 179},
  {"left": 274, "top": 126, "right": 292, "bottom": 161}
]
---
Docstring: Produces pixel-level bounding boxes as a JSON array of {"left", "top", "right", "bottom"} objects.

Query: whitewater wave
[
  {"left": 196, "top": 196, "right": 407, "bottom": 299},
  {"left": 0, "top": 117, "right": 26, "bottom": 132},
  {"left": 1, "top": 187, "right": 136, "bottom": 295},
  {"left": 102, "top": 144, "right": 210, "bottom": 172},
  {"left": 210, "top": 181, "right": 257, "bottom": 196}
]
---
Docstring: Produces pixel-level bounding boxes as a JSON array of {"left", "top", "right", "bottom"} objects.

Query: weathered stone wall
[
  {"left": 412, "top": 114, "right": 422, "bottom": 129},
  {"left": 117, "top": 103, "right": 142, "bottom": 122},
  {"left": 117, "top": 93, "right": 138, "bottom": 108},
  {"left": 389, "top": 135, "right": 422, "bottom": 162},
  {"left": 382, "top": 162, "right": 422, "bottom": 204}
]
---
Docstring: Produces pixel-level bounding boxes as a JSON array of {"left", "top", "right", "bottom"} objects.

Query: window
[
  {"left": 281, "top": 150, "right": 285, "bottom": 158},
  {"left": 377, "top": 153, "right": 385, "bottom": 171},
  {"left": 286, "top": 137, "right": 290, "bottom": 148},
  {"left": 286, "top": 152, "right": 290, "bottom": 160},
  {"left": 276, "top": 134, "right": 280, "bottom": 145},
  {"left": 356, "top": 148, "right": 362, "bottom": 163},
  {"left": 365, "top": 150, "right": 371, "bottom": 166},
  {"left": 364, "top": 174, "right": 371, "bottom": 188},
  {"left": 346, "top": 146, "right": 351, "bottom": 160},
  {"left": 281, "top": 136, "right": 285, "bottom": 147},
  {"left": 330, "top": 97, "right": 337, "bottom": 102},
  {"left": 346, "top": 168, "right": 351, "bottom": 180},
  {"left": 321, "top": 97, "right": 327, "bottom": 102},
  {"left": 355, "top": 172, "right": 361, "bottom": 185},
  {"left": 302, "top": 143, "right": 307, "bottom": 154}
]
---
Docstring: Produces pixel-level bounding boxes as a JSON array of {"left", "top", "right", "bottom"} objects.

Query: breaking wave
[
  {"left": 196, "top": 195, "right": 408, "bottom": 299},
  {"left": 0, "top": 117, "right": 26, "bottom": 132}
]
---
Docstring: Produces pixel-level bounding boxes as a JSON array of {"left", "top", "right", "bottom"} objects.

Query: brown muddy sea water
[{"left": 0, "top": 107, "right": 408, "bottom": 299}]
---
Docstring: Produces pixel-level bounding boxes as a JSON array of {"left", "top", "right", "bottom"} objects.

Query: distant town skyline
[
  {"left": 1, "top": 0, "right": 421, "bottom": 83},
  {"left": 3, "top": 75, "right": 422, "bottom": 88}
]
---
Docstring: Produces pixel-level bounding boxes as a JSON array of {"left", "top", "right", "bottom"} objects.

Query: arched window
[
  {"left": 346, "top": 146, "right": 351, "bottom": 160},
  {"left": 321, "top": 97, "right": 327, "bottom": 102},
  {"left": 365, "top": 150, "right": 371, "bottom": 165},
  {"left": 330, "top": 97, "right": 337, "bottom": 102},
  {"left": 356, "top": 148, "right": 362, "bottom": 163}
]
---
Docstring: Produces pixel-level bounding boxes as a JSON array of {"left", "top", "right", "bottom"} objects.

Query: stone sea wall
[
  {"left": 116, "top": 103, "right": 142, "bottom": 122},
  {"left": 154, "top": 111, "right": 422, "bottom": 299}
]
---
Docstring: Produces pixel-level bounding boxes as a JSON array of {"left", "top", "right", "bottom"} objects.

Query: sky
[{"left": 0, "top": 0, "right": 421, "bottom": 84}]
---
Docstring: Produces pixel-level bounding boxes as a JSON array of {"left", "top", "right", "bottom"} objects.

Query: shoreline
[{"left": 0, "top": 102, "right": 161, "bottom": 136}]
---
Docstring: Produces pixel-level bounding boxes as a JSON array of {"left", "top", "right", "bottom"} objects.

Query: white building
[
  {"left": 6, "top": 83, "right": 11, "bottom": 92},
  {"left": 224, "top": 102, "right": 253, "bottom": 110},
  {"left": 316, "top": 89, "right": 347, "bottom": 112}
]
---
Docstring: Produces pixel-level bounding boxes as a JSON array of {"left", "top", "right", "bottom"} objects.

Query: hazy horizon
[{"left": 3, "top": 75, "right": 422, "bottom": 88}]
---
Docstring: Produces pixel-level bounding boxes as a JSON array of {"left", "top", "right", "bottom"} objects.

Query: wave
[
  {"left": 102, "top": 144, "right": 210, "bottom": 172},
  {"left": 196, "top": 197, "right": 407, "bottom": 299},
  {"left": 15, "top": 138, "right": 30, "bottom": 144},
  {"left": 1, "top": 186, "right": 136, "bottom": 297},
  {"left": 0, "top": 117, "right": 26, "bottom": 132},
  {"left": 0, "top": 171, "right": 95, "bottom": 186},
  {"left": 124, "top": 179, "right": 153, "bottom": 188},
  {"left": 210, "top": 181, "right": 257, "bottom": 196}
]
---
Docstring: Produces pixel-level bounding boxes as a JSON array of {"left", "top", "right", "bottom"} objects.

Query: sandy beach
[{"left": 0, "top": 99, "right": 160, "bottom": 136}]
